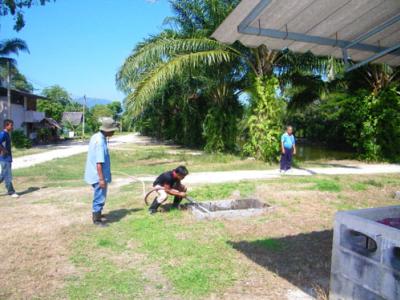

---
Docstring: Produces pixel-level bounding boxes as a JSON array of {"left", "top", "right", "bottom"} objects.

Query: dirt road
[
  {"left": 13, "top": 134, "right": 400, "bottom": 184},
  {"left": 13, "top": 133, "right": 151, "bottom": 169}
]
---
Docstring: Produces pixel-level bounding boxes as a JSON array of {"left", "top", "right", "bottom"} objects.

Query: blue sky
[{"left": 1, "top": 0, "right": 172, "bottom": 101}]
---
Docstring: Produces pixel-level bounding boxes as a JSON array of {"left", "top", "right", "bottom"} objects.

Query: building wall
[
  {"left": 11, "top": 103, "right": 25, "bottom": 130},
  {"left": 0, "top": 98, "right": 26, "bottom": 131},
  {"left": 0, "top": 97, "right": 10, "bottom": 122}
]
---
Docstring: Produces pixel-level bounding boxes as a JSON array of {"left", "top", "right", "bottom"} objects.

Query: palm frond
[
  {"left": 125, "top": 49, "right": 237, "bottom": 115},
  {"left": 0, "top": 57, "right": 17, "bottom": 67},
  {"left": 0, "top": 38, "right": 29, "bottom": 56},
  {"left": 116, "top": 36, "right": 239, "bottom": 92}
]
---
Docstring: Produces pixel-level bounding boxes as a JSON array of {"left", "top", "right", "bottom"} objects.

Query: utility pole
[
  {"left": 7, "top": 60, "right": 11, "bottom": 119},
  {"left": 82, "top": 95, "right": 86, "bottom": 138}
]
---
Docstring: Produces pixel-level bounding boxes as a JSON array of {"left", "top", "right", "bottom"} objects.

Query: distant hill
[{"left": 74, "top": 97, "right": 113, "bottom": 108}]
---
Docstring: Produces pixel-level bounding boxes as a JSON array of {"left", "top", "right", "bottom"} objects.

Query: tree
[
  {"left": 116, "top": 0, "right": 329, "bottom": 159},
  {"left": 107, "top": 101, "right": 122, "bottom": 121},
  {"left": 37, "top": 100, "right": 64, "bottom": 122},
  {"left": 0, "top": 64, "right": 33, "bottom": 91},
  {"left": 65, "top": 101, "right": 83, "bottom": 112},
  {"left": 0, "top": 39, "right": 30, "bottom": 86},
  {"left": 41, "top": 85, "right": 72, "bottom": 106},
  {"left": 242, "top": 77, "right": 284, "bottom": 161},
  {"left": 38, "top": 85, "right": 72, "bottom": 121},
  {"left": 0, "top": 38, "right": 29, "bottom": 118},
  {"left": 90, "top": 105, "right": 114, "bottom": 124},
  {"left": 0, "top": 38, "right": 29, "bottom": 65},
  {"left": 1, "top": 0, "right": 54, "bottom": 31}
]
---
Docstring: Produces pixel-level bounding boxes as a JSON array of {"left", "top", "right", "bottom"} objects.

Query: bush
[
  {"left": 203, "top": 104, "right": 241, "bottom": 153},
  {"left": 11, "top": 129, "right": 32, "bottom": 149},
  {"left": 241, "top": 76, "right": 284, "bottom": 162},
  {"left": 290, "top": 86, "right": 400, "bottom": 162},
  {"left": 36, "top": 128, "right": 52, "bottom": 143}
]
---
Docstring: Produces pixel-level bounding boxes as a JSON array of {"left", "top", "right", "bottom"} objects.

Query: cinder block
[{"left": 330, "top": 206, "right": 400, "bottom": 300}]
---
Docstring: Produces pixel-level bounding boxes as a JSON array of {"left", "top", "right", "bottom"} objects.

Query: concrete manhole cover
[{"left": 190, "top": 198, "right": 271, "bottom": 220}]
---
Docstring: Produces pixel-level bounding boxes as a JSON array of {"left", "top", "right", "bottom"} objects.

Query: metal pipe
[
  {"left": 344, "top": 14, "right": 400, "bottom": 49},
  {"left": 346, "top": 42, "right": 400, "bottom": 72}
]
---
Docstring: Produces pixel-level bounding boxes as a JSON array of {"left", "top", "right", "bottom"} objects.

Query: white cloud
[{"left": 145, "top": 0, "right": 158, "bottom": 3}]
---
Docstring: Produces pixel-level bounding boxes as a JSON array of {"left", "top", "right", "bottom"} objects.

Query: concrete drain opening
[{"left": 190, "top": 198, "right": 271, "bottom": 220}]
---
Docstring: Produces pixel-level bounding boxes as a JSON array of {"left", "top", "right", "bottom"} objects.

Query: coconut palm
[
  {"left": 0, "top": 38, "right": 29, "bottom": 86},
  {"left": 116, "top": 0, "right": 334, "bottom": 158},
  {"left": 0, "top": 38, "right": 29, "bottom": 66}
]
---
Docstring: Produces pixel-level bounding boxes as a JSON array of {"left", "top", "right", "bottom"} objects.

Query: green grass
[
  {"left": 350, "top": 182, "right": 368, "bottom": 191},
  {"left": 13, "top": 145, "right": 276, "bottom": 187},
  {"left": 190, "top": 181, "right": 256, "bottom": 201},
  {"left": 127, "top": 214, "right": 237, "bottom": 297},
  {"left": 310, "top": 178, "right": 342, "bottom": 192},
  {"left": 12, "top": 146, "right": 49, "bottom": 158},
  {"left": 363, "top": 179, "right": 383, "bottom": 188},
  {"left": 8, "top": 138, "right": 400, "bottom": 299},
  {"left": 66, "top": 190, "right": 239, "bottom": 299},
  {"left": 13, "top": 153, "right": 87, "bottom": 183},
  {"left": 252, "top": 238, "right": 284, "bottom": 251},
  {"left": 67, "top": 259, "right": 144, "bottom": 299}
]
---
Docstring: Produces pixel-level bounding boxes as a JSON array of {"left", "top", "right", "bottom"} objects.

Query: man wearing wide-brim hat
[{"left": 84, "top": 117, "right": 119, "bottom": 227}]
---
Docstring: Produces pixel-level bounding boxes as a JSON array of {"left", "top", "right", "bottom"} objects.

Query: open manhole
[{"left": 190, "top": 198, "right": 271, "bottom": 220}]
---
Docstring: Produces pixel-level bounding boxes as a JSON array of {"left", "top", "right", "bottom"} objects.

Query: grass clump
[
  {"left": 363, "top": 179, "right": 383, "bottom": 188},
  {"left": 67, "top": 259, "right": 144, "bottom": 299},
  {"left": 127, "top": 214, "right": 238, "bottom": 297},
  {"left": 350, "top": 182, "right": 367, "bottom": 191},
  {"left": 310, "top": 179, "right": 341, "bottom": 192},
  {"left": 190, "top": 181, "right": 256, "bottom": 201}
]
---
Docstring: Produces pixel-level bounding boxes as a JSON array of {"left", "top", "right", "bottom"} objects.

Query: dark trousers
[{"left": 280, "top": 148, "right": 293, "bottom": 171}]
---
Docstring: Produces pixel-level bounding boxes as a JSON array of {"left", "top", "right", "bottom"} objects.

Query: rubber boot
[
  {"left": 100, "top": 213, "right": 107, "bottom": 222},
  {"left": 172, "top": 196, "right": 182, "bottom": 209},
  {"left": 149, "top": 198, "right": 161, "bottom": 214},
  {"left": 92, "top": 212, "right": 108, "bottom": 227}
]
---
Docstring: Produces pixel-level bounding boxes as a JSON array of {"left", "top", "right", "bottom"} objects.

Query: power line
[{"left": 24, "top": 75, "right": 88, "bottom": 100}]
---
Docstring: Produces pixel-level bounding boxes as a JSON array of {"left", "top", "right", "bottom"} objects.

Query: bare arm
[
  {"left": 163, "top": 184, "right": 186, "bottom": 198},
  {"left": 281, "top": 142, "right": 285, "bottom": 154},
  {"left": 293, "top": 144, "right": 296, "bottom": 155}
]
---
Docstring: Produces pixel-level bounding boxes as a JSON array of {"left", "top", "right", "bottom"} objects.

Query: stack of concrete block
[{"left": 330, "top": 206, "right": 400, "bottom": 300}]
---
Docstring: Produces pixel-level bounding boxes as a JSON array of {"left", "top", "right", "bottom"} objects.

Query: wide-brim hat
[{"left": 99, "top": 117, "right": 119, "bottom": 132}]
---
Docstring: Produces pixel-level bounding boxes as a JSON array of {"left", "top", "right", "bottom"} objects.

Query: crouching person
[
  {"left": 149, "top": 166, "right": 189, "bottom": 214},
  {"left": 84, "top": 118, "right": 118, "bottom": 226}
]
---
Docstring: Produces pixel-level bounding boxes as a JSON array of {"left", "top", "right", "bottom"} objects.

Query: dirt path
[
  {"left": 123, "top": 163, "right": 400, "bottom": 185},
  {"left": 12, "top": 133, "right": 152, "bottom": 170},
  {"left": 0, "top": 186, "right": 89, "bottom": 299}
]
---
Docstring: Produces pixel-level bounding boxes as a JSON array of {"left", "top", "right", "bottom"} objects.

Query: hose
[
  {"left": 114, "top": 171, "right": 210, "bottom": 213},
  {"left": 113, "top": 171, "right": 147, "bottom": 199}
]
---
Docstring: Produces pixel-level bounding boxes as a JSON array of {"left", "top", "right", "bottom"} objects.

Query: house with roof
[
  {"left": 0, "top": 86, "right": 60, "bottom": 139},
  {"left": 61, "top": 112, "right": 83, "bottom": 127}
]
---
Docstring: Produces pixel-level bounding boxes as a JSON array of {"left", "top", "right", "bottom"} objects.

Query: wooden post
[
  {"left": 23, "top": 96, "right": 28, "bottom": 135},
  {"left": 82, "top": 95, "right": 86, "bottom": 138}
]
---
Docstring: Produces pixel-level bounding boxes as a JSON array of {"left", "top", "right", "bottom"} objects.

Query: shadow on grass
[
  {"left": 18, "top": 186, "right": 42, "bottom": 195},
  {"left": 309, "top": 163, "right": 360, "bottom": 169},
  {"left": 295, "top": 167, "right": 318, "bottom": 175},
  {"left": 105, "top": 208, "right": 143, "bottom": 223},
  {"left": 228, "top": 230, "right": 333, "bottom": 297}
]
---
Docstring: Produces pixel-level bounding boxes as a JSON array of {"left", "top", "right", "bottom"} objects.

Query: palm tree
[
  {"left": 0, "top": 38, "right": 29, "bottom": 118},
  {"left": 116, "top": 0, "right": 332, "bottom": 159},
  {"left": 0, "top": 38, "right": 29, "bottom": 66}
]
